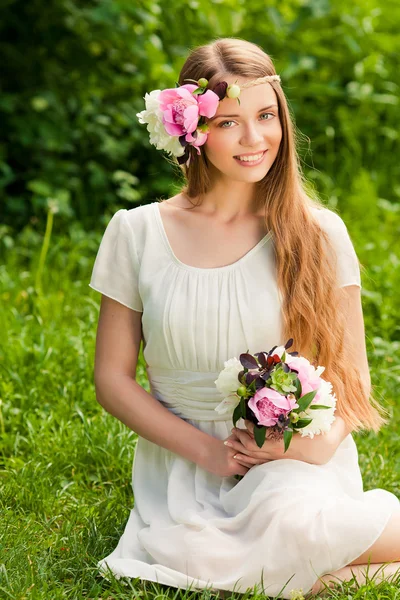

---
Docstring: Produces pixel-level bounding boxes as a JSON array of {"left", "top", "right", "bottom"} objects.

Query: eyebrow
[{"left": 209, "top": 104, "right": 278, "bottom": 121}]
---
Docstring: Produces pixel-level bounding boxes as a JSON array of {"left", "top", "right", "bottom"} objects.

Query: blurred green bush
[{"left": 0, "top": 0, "right": 399, "bottom": 232}]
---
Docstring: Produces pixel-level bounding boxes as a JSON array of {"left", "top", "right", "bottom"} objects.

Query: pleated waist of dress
[{"left": 146, "top": 366, "right": 230, "bottom": 421}]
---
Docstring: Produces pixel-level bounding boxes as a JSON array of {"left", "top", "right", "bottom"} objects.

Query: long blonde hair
[{"left": 169, "top": 37, "right": 388, "bottom": 434}]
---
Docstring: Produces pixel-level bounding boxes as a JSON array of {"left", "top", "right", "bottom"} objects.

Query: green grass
[{"left": 1, "top": 203, "right": 400, "bottom": 599}]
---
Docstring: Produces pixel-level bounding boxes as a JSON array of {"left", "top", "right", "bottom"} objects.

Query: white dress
[{"left": 89, "top": 201, "right": 399, "bottom": 598}]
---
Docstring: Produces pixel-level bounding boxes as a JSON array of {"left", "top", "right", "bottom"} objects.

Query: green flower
[
  {"left": 226, "top": 83, "right": 240, "bottom": 99},
  {"left": 236, "top": 385, "right": 248, "bottom": 397},
  {"left": 267, "top": 363, "right": 298, "bottom": 394}
]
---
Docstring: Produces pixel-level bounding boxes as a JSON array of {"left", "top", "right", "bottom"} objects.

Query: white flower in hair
[
  {"left": 136, "top": 90, "right": 185, "bottom": 158},
  {"left": 136, "top": 75, "right": 281, "bottom": 165}
]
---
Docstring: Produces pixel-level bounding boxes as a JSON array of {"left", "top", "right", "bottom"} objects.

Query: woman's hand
[
  {"left": 223, "top": 418, "right": 344, "bottom": 468},
  {"left": 222, "top": 420, "right": 278, "bottom": 468},
  {"left": 201, "top": 435, "right": 251, "bottom": 478}
]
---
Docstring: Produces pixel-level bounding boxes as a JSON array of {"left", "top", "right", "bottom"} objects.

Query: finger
[
  {"left": 232, "top": 454, "right": 265, "bottom": 466},
  {"left": 233, "top": 428, "right": 261, "bottom": 453},
  {"left": 232, "top": 455, "right": 253, "bottom": 468},
  {"left": 224, "top": 439, "right": 252, "bottom": 456},
  {"left": 244, "top": 420, "right": 255, "bottom": 437},
  {"left": 225, "top": 432, "right": 255, "bottom": 456},
  {"left": 232, "top": 429, "right": 274, "bottom": 461},
  {"left": 234, "top": 454, "right": 273, "bottom": 467},
  {"left": 231, "top": 427, "right": 250, "bottom": 442},
  {"left": 236, "top": 465, "right": 250, "bottom": 476}
]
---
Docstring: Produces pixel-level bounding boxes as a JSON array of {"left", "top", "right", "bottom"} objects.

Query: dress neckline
[{"left": 152, "top": 201, "right": 273, "bottom": 273}]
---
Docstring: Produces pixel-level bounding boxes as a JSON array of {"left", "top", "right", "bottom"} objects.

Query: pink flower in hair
[{"left": 158, "top": 84, "right": 219, "bottom": 153}]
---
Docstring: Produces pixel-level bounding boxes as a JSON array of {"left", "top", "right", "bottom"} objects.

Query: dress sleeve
[
  {"left": 317, "top": 209, "right": 362, "bottom": 289},
  {"left": 88, "top": 209, "right": 143, "bottom": 311}
]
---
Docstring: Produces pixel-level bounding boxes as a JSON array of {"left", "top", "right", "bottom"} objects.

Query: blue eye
[
  {"left": 219, "top": 112, "right": 275, "bottom": 128},
  {"left": 260, "top": 112, "right": 274, "bottom": 120}
]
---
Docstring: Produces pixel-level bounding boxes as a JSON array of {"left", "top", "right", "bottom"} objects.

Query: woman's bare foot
[{"left": 306, "top": 561, "right": 400, "bottom": 597}]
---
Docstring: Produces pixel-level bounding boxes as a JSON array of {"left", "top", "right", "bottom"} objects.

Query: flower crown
[{"left": 136, "top": 74, "right": 281, "bottom": 167}]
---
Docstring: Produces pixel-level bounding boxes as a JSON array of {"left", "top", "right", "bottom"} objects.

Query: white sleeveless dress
[{"left": 89, "top": 201, "right": 399, "bottom": 598}]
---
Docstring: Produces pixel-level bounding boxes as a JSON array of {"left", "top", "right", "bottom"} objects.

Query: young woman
[{"left": 89, "top": 38, "right": 400, "bottom": 598}]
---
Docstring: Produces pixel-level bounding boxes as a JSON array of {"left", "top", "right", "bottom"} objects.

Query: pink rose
[
  {"left": 158, "top": 84, "right": 219, "bottom": 152},
  {"left": 248, "top": 387, "right": 299, "bottom": 427},
  {"left": 285, "top": 355, "right": 322, "bottom": 403}
]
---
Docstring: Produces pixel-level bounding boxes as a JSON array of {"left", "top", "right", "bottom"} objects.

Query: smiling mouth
[{"left": 233, "top": 150, "right": 268, "bottom": 162}]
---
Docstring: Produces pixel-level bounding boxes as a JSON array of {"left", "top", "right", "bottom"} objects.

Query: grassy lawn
[{"left": 1, "top": 203, "right": 400, "bottom": 599}]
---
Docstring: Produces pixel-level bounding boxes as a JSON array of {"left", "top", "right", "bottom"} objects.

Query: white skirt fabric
[{"left": 97, "top": 368, "right": 400, "bottom": 598}]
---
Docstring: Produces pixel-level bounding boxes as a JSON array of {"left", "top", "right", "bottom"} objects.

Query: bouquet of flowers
[{"left": 214, "top": 338, "right": 337, "bottom": 452}]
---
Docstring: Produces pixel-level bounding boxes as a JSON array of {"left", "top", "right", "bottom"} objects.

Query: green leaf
[
  {"left": 294, "top": 377, "right": 302, "bottom": 399},
  {"left": 283, "top": 429, "right": 293, "bottom": 453},
  {"left": 240, "top": 396, "right": 246, "bottom": 419},
  {"left": 27, "top": 179, "right": 52, "bottom": 197},
  {"left": 254, "top": 425, "right": 267, "bottom": 448},
  {"left": 296, "top": 389, "right": 318, "bottom": 412},
  {"left": 294, "top": 418, "right": 313, "bottom": 428},
  {"left": 308, "top": 404, "right": 331, "bottom": 410},
  {"left": 249, "top": 379, "right": 256, "bottom": 393},
  {"left": 233, "top": 403, "right": 242, "bottom": 427}
]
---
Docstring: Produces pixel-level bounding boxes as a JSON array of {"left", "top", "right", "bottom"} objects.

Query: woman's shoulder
[
  {"left": 118, "top": 201, "right": 158, "bottom": 237},
  {"left": 310, "top": 205, "right": 349, "bottom": 235},
  {"left": 103, "top": 202, "right": 158, "bottom": 258},
  {"left": 124, "top": 201, "right": 155, "bottom": 222}
]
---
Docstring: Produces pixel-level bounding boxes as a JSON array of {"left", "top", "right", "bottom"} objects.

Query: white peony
[
  {"left": 314, "top": 365, "right": 326, "bottom": 377},
  {"left": 214, "top": 395, "right": 241, "bottom": 415},
  {"left": 136, "top": 90, "right": 185, "bottom": 157},
  {"left": 298, "top": 377, "right": 337, "bottom": 438},
  {"left": 214, "top": 357, "right": 243, "bottom": 415}
]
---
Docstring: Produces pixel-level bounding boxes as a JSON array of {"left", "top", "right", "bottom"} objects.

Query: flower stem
[{"left": 35, "top": 207, "right": 54, "bottom": 295}]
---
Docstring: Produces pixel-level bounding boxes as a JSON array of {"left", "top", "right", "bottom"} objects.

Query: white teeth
[{"left": 235, "top": 152, "right": 264, "bottom": 162}]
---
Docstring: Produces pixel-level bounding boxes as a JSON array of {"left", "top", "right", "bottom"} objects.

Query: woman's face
[{"left": 204, "top": 77, "right": 282, "bottom": 183}]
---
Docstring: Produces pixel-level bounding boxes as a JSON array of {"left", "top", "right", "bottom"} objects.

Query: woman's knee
[{"left": 349, "top": 510, "right": 400, "bottom": 565}]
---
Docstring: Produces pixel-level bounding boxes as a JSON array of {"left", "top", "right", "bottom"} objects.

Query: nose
[{"left": 240, "top": 122, "right": 265, "bottom": 148}]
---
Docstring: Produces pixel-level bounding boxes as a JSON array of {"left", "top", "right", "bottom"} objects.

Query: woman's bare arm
[
  {"left": 92, "top": 295, "right": 249, "bottom": 477},
  {"left": 93, "top": 295, "right": 214, "bottom": 466}
]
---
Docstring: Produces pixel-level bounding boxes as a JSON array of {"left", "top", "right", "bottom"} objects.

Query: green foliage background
[
  {"left": 1, "top": 0, "right": 400, "bottom": 597},
  {"left": 1, "top": 0, "right": 399, "bottom": 230}
]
